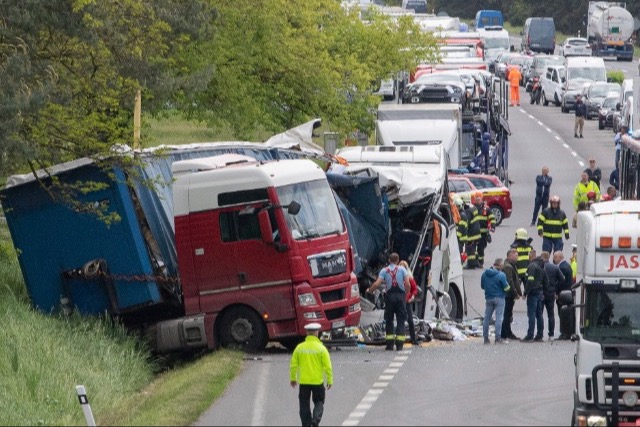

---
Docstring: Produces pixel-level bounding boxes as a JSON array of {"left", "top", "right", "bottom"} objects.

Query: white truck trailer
[{"left": 587, "top": 1, "right": 635, "bottom": 61}]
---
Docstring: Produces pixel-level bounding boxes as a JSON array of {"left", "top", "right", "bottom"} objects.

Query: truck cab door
[{"left": 220, "top": 207, "right": 295, "bottom": 320}]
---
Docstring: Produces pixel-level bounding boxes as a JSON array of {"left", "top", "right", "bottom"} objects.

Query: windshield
[
  {"left": 537, "top": 57, "right": 564, "bottom": 70},
  {"left": 590, "top": 84, "right": 620, "bottom": 98},
  {"left": 569, "top": 67, "right": 606, "bottom": 82},
  {"left": 275, "top": 179, "right": 344, "bottom": 240},
  {"left": 568, "top": 39, "right": 588, "bottom": 46},
  {"left": 583, "top": 287, "right": 640, "bottom": 344},
  {"left": 483, "top": 37, "right": 510, "bottom": 50},
  {"left": 603, "top": 97, "right": 617, "bottom": 108}
]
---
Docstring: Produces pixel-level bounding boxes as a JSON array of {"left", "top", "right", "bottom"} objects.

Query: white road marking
[
  {"left": 555, "top": 136, "right": 561, "bottom": 141},
  {"left": 563, "top": 143, "right": 570, "bottom": 148},
  {"left": 342, "top": 350, "right": 412, "bottom": 426},
  {"left": 250, "top": 362, "right": 269, "bottom": 426},
  {"left": 579, "top": 161, "right": 585, "bottom": 167},
  {"left": 571, "top": 151, "right": 577, "bottom": 157},
  {"left": 546, "top": 128, "right": 552, "bottom": 133},
  {"left": 528, "top": 114, "right": 535, "bottom": 119},
  {"left": 538, "top": 121, "right": 544, "bottom": 126}
]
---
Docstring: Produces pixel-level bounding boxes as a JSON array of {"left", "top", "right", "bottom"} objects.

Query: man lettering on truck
[{"left": 366, "top": 252, "right": 410, "bottom": 351}]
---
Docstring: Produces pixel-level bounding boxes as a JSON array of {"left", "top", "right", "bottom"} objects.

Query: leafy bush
[{"left": 608, "top": 70, "right": 625, "bottom": 84}]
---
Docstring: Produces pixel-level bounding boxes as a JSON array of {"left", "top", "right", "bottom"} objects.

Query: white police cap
[{"left": 304, "top": 322, "right": 322, "bottom": 331}]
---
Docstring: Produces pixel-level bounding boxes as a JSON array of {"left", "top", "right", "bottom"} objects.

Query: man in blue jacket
[
  {"left": 481, "top": 258, "right": 510, "bottom": 344},
  {"left": 531, "top": 166, "right": 552, "bottom": 226}
]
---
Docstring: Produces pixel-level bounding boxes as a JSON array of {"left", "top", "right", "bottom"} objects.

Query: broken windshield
[
  {"left": 275, "top": 179, "right": 344, "bottom": 240},
  {"left": 583, "top": 287, "right": 640, "bottom": 344}
]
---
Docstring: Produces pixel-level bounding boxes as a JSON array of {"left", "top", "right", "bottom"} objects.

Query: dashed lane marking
[{"left": 341, "top": 349, "right": 412, "bottom": 426}]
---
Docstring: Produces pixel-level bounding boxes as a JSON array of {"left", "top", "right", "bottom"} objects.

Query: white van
[{"left": 565, "top": 56, "right": 606, "bottom": 83}]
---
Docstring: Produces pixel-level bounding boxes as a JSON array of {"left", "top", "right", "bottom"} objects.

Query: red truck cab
[{"left": 172, "top": 155, "right": 361, "bottom": 351}]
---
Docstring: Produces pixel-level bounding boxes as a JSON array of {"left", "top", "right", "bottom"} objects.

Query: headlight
[
  {"left": 351, "top": 283, "right": 360, "bottom": 297},
  {"left": 587, "top": 415, "right": 607, "bottom": 426},
  {"left": 298, "top": 293, "right": 317, "bottom": 306}
]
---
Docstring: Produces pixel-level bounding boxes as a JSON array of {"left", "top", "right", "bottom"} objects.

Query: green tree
[
  {"left": 0, "top": 0, "right": 216, "bottom": 218},
  {"left": 181, "top": 0, "right": 437, "bottom": 139}
]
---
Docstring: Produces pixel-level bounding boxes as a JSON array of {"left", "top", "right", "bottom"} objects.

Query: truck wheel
[
  {"left": 436, "top": 284, "right": 462, "bottom": 321},
  {"left": 219, "top": 306, "right": 268, "bottom": 353},
  {"left": 490, "top": 205, "right": 504, "bottom": 226}
]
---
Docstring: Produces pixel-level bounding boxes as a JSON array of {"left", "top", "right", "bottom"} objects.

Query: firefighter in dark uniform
[
  {"left": 536, "top": 194, "right": 570, "bottom": 254},
  {"left": 366, "top": 252, "right": 410, "bottom": 351},
  {"left": 510, "top": 228, "right": 534, "bottom": 284},
  {"left": 454, "top": 195, "right": 467, "bottom": 255},
  {"left": 465, "top": 195, "right": 481, "bottom": 269},
  {"left": 473, "top": 191, "right": 495, "bottom": 268}
]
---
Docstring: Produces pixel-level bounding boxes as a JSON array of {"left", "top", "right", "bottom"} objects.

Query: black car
[
  {"left": 583, "top": 82, "right": 621, "bottom": 120},
  {"left": 598, "top": 96, "right": 618, "bottom": 130}
]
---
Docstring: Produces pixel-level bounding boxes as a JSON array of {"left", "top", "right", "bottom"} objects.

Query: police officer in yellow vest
[
  {"left": 290, "top": 322, "right": 333, "bottom": 427},
  {"left": 366, "top": 252, "right": 411, "bottom": 351}
]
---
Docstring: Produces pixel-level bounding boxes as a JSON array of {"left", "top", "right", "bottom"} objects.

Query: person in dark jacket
[
  {"left": 531, "top": 166, "right": 552, "bottom": 226},
  {"left": 541, "top": 251, "right": 564, "bottom": 341},
  {"left": 473, "top": 191, "right": 495, "bottom": 268},
  {"left": 537, "top": 195, "right": 570, "bottom": 253},
  {"left": 510, "top": 228, "right": 534, "bottom": 284},
  {"left": 465, "top": 200, "right": 481, "bottom": 269},
  {"left": 522, "top": 250, "right": 546, "bottom": 342},
  {"left": 574, "top": 94, "right": 587, "bottom": 138},
  {"left": 609, "top": 161, "right": 620, "bottom": 192},
  {"left": 584, "top": 158, "right": 602, "bottom": 189},
  {"left": 481, "top": 258, "right": 510, "bottom": 344},
  {"left": 454, "top": 196, "right": 468, "bottom": 255},
  {"left": 554, "top": 251, "right": 575, "bottom": 340},
  {"left": 500, "top": 248, "right": 522, "bottom": 341}
]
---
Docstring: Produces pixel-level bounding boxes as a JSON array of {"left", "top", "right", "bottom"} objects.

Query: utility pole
[{"left": 133, "top": 89, "right": 141, "bottom": 149}]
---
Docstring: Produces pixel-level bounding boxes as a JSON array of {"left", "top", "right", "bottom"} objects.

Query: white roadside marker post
[{"left": 75, "top": 385, "right": 96, "bottom": 426}]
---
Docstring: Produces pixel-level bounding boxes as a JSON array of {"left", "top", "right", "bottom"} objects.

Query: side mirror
[
  {"left": 286, "top": 200, "right": 301, "bottom": 215},
  {"left": 258, "top": 210, "right": 274, "bottom": 245}
]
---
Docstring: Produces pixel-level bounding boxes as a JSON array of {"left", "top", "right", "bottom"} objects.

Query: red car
[{"left": 448, "top": 173, "right": 512, "bottom": 226}]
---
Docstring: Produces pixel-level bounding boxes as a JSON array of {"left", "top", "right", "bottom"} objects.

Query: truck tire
[{"left": 219, "top": 306, "right": 268, "bottom": 353}]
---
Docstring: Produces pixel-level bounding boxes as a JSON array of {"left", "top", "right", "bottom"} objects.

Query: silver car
[
  {"left": 560, "top": 37, "right": 592, "bottom": 57},
  {"left": 561, "top": 78, "right": 593, "bottom": 113}
]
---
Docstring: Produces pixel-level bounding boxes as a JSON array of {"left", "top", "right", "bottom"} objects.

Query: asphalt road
[{"left": 192, "top": 55, "right": 637, "bottom": 427}]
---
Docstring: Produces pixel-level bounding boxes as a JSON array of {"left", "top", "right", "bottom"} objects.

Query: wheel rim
[
  {"left": 491, "top": 206, "right": 502, "bottom": 225},
  {"left": 230, "top": 317, "right": 254, "bottom": 343},
  {"left": 440, "top": 292, "right": 453, "bottom": 318}
]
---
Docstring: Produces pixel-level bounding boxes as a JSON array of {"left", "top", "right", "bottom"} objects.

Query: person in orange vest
[{"left": 508, "top": 66, "right": 522, "bottom": 107}]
